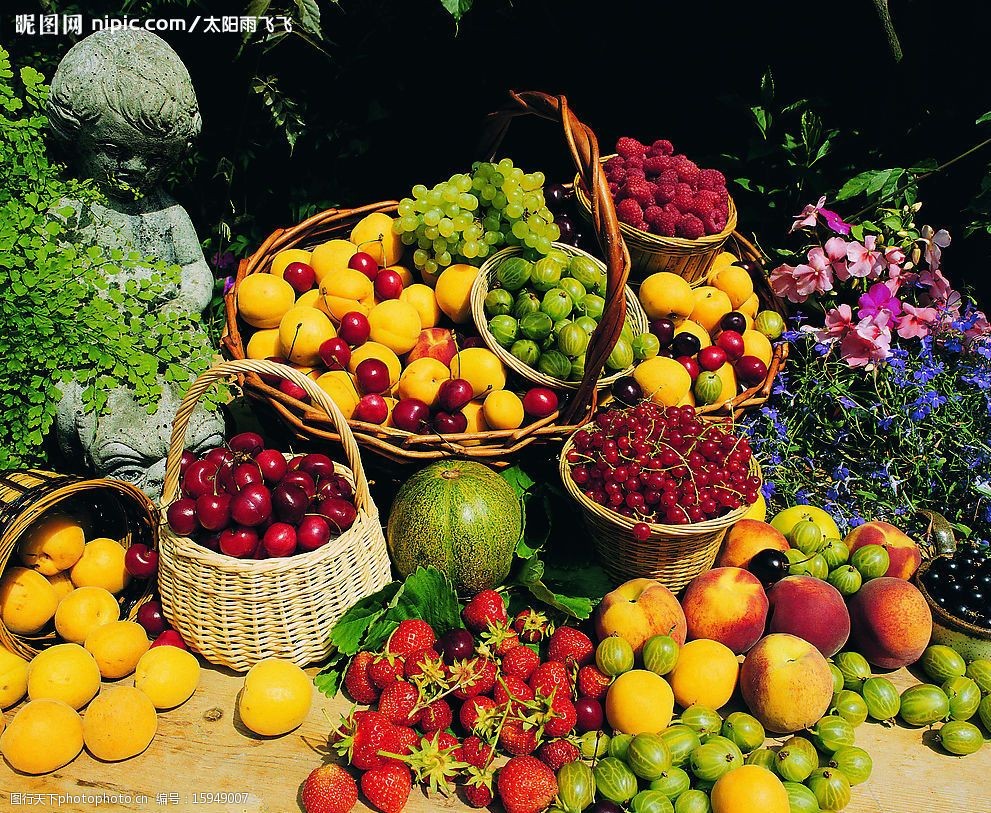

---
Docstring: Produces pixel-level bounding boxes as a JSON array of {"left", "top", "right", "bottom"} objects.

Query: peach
[
  {"left": 845, "top": 521, "right": 921, "bottom": 580},
  {"left": 682, "top": 567, "right": 769, "bottom": 654},
  {"left": 407, "top": 328, "right": 458, "bottom": 367},
  {"left": 766, "top": 576, "right": 850, "bottom": 657},
  {"left": 848, "top": 577, "right": 932, "bottom": 669},
  {"left": 368, "top": 300, "right": 421, "bottom": 355},
  {"left": 717, "top": 520, "right": 789, "bottom": 569},
  {"left": 400, "top": 283, "right": 442, "bottom": 328},
  {"left": 739, "top": 633, "right": 834, "bottom": 734},
  {"left": 595, "top": 578, "right": 687, "bottom": 656},
  {"left": 350, "top": 212, "right": 402, "bottom": 267},
  {"left": 398, "top": 358, "right": 450, "bottom": 407}
]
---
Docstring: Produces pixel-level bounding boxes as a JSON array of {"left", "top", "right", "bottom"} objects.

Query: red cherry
[
  {"left": 299, "top": 453, "right": 335, "bottom": 481},
  {"left": 150, "top": 630, "right": 188, "bottom": 650},
  {"left": 281, "top": 470, "right": 316, "bottom": 500},
  {"left": 124, "top": 544, "right": 159, "bottom": 579},
  {"left": 261, "top": 356, "right": 288, "bottom": 387},
  {"left": 675, "top": 355, "right": 701, "bottom": 382},
  {"left": 182, "top": 460, "right": 219, "bottom": 499},
  {"left": 373, "top": 269, "right": 404, "bottom": 300},
  {"left": 229, "top": 483, "right": 273, "bottom": 526},
  {"left": 179, "top": 450, "right": 197, "bottom": 477},
  {"left": 318, "top": 474, "right": 353, "bottom": 502},
  {"left": 632, "top": 522, "right": 651, "bottom": 542},
  {"left": 219, "top": 460, "right": 263, "bottom": 495},
  {"left": 272, "top": 482, "right": 309, "bottom": 524},
  {"left": 278, "top": 379, "right": 310, "bottom": 403},
  {"left": 297, "top": 515, "right": 332, "bottom": 552},
  {"left": 195, "top": 493, "right": 232, "bottom": 531},
  {"left": 136, "top": 600, "right": 167, "bottom": 636},
  {"left": 353, "top": 393, "right": 389, "bottom": 424},
  {"left": 437, "top": 378, "right": 474, "bottom": 413},
  {"left": 715, "top": 330, "right": 745, "bottom": 362},
  {"left": 736, "top": 355, "right": 769, "bottom": 386},
  {"left": 229, "top": 432, "right": 265, "bottom": 456},
  {"left": 166, "top": 498, "right": 199, "bottom": 536},
  {"left": 219, "top": 525, "right": 258, "bottom": 558},
  {"left": 199, "top": 532, "right": 222, "bottom": 552},
  {"left": 461, "top": 336, "right": 486, "bottom": 350},
  {"left": 355, "top": 358, "right": 390, "bottom": 395},
  {"left": 697, "top": 346, "right": 728, "bottom": 372},
  {"left": 204, "top": 447, "right": 234, "bottom": 469},
  {"left": 253, "top": 449, "right": 288, "bottom": 484},
  {"left": 316, "top": 497, "right": 358, "bottom": 534},
  {"left": 575, "top": 697, "right": 604, "bottom": 732},
  {"left": 262, "top": 522, "right": 298, "bottom": 558},
  {"left": 392, "top": 399, "right": 431, "bottom": 433},
  {"left": 348, "top": 251, "right": 379, "bottom": 281},
  {"left": 318, "top": 338, "right": 352, "bottom": 371},
  {"left": 432, "top": 411, "right": 468, "bottom": 434},
  {"left": 649, "top": 318, "right": 676, "bottom": 348},
  {"left": 282, "top": 261, "right": 316, "bottom": 293},
  {"left": 522, "top": 387, "right": 559, "bottom": 418},
  {"left": 338, "top": 312, "right": 371, "bottom": 346}
]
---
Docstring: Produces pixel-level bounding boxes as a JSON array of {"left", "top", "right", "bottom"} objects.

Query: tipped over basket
[
  {"left": 157, "top": 359, "right": 392, "bottom": 672},
  {"left": 559, "top": 432, "right": 760, "bottom": 591}
]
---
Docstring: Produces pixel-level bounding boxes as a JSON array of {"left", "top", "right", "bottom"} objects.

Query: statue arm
[{"left": 170, "top": 205, "right": 214, "bottom": 315}]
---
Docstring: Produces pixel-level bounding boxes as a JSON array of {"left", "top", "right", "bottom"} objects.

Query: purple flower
[
  {"left": 211, "top": 250, "right": 237, "bottom": 274},
  {"left": 820, "top": 208, "right": 853, "bottom": 235},
  {"left": 858, "top": 282, "right": 903, "bottom": 323},
  {"left": 222, "top": 275, "right": 235, "bottom": 295}
]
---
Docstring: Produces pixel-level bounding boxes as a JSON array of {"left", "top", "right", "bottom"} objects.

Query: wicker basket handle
[
  {"left": 479, "top": 90, "right": 631, "bottom": 422},
  {"left": 160, "top": 359, "right": 372, "bottom": 512}
]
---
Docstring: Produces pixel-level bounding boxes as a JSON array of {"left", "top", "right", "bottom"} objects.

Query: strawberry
[
  {"left": 343, "top": 651, "right": 380, "bottom": 704},
  {"left": 543, "top": 695, "right": 577, "bottom": 738},
  {"left": 301, "top": 763, "right": 358, "bottom": 813},
  {"left": 493, "top": 675, "right": 535, "bottom": 713},
  {"left": 368, "top": 654, "right": 405, "bottom": 689},
  {"left": 462, "top": 589, "right": 508, "bottom": 632},
  {"left": 404, "top": 647, "right": 445, "bottom": 683},
  {"left": 455, "top": 734, "right": 495, "bottom": 769},
  {"left": 398, "top": 731, "right": 464, "bottom": 797},
  {"left": 529, "top": 660, "right": 572, "bottom": 699},
  {"left": 450, "top": 657, "right": 497, "bottom": 700},
  {"left": 459, "top": 695, "right": 499, "bottom": 737},
  {"left": 350, "top": 713, "right": 398, "bottom": 771},
  {"left": 462, "top": 766, "right": 495, "bottom": 808},
  {"left": 391, "top": 726, "right": 421, "bottom": 756},
  {"left": 480, "top": 622, "right": 521, "bottom": 656},
  {"left": 536, "top": 738, "right": 580, "bottom": 772},
  {"left": 513, "top": 609, "right": 553, "bottom": 643},
  {"left": 377, "top": 681, "right": 422, "bottom": 727},
  {"left": 418, "top": 699, "right": 453, "bottom": 733},
  {"left": 576, "top": 664, "right": 612, "bottom": 700},
  {"left": 547, "top": 626, "right": 594, "bottom": 667},
  {"left": 499, "top": 719, "right": 538, "bottom": 756},
  {"left": 497, "top": 755, "right": 558, "bottom": 813},
  {"left": 360, "top": 762, "right": 412, "bottom": 813},
  {"left": 501, "top": 645, "right": 540, "bottom": 682},
  {"left": 387, "top": 619, "right": 436, "bottom": 656},
  {"left": 426, "top": 730, "right": 460, "bottom": 752}
]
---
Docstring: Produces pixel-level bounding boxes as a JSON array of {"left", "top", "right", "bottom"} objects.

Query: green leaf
[
  {"left": 313, "top": 652, "right": 345, "bottom": 697},
  {"left": 542, "top": 562, "right": 613, "bottom": 606},
  {"left": 294, "top": 0, "right": 322, "bottom": 36},
  {"left": 750, "top": 106, "right": 770, "bottom": 139},
  {"left": 391, "top": 566, "right": 462, "bottom": 636},
  {"left": 836, "top": 171, "right": 877, "bottom": 201},
  {"left": 524, "top": 579, "right": 593, "bottom": 620},
  {"left": 977, "top": 111, "right": 991, "bottom": 125},
  {"left": 500, "top": 464, "right": 535, "bottom": 498},
  {"left": 328, "top": 580, "right": 402, "bottom": 655},
  {"left": 440, "top": 0, "right": 473, "bottom": 21}
]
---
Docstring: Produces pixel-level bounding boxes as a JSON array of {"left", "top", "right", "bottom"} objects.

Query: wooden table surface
[{"left": 2, "top": 660, "right": 986, "bottom": 813}]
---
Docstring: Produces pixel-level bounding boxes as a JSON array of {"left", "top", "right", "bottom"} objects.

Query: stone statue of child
[{"left": 48, "top": 29, "right": 224, "bottom": 497}]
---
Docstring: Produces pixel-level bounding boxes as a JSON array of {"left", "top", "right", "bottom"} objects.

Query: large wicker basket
[
  {"left": 157, "top": 359, "right": 392, "bottom": 672},
  {"left": 559, "top": 432, "right": 761, "bottom": 591},
  {"left": 0, "top": 470, "right": 157, "bottom": 659},
  {"left": 222, "top": 91, "right": 637, "bottom": 466},
  {"left": 574, "top": 156, "right": 739, "bottom": 285},
  {"left": 471, "top": 242, "right": 650, "bottom": 391}
]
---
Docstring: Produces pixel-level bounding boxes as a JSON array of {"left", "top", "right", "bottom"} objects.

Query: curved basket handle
[
  {"left": 160, "top": 359, "right": 372, "bottom": 512},
  {"left": 479, "top": 91, "right": 630, "bottom": 423}
]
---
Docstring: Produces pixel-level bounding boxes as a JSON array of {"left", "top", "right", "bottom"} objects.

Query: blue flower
[
  {"left": 838, "top": 396, "right": 857, "bottom": 409},
  {"left": 833, "top": 464, "right": 851, "bottom": 481},
  {"left": 761, "top": 481, "right": 776, "bottom": 499}
]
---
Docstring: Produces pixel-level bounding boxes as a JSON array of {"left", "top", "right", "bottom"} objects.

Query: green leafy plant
[{"left": 0, "top": 48, "right": 216, "bottom": 469}]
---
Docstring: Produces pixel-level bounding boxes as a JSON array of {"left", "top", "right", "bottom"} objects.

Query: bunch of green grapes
[{"left": 393, "top": 157, "right": 560, "bottom": 276}]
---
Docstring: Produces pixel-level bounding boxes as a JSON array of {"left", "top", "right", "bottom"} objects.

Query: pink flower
[
  {"left": 858, "top": 282, "right": 903, "bottom": 323},
  {"left": 896, "top": 303, "right": 939, "bottom": 340},
  {"left": 840, "top": 312, "right": 892, "bottom": 367},
  {"left": 824, "top": 237, "right": 850, "bottom": 280},
  {"left": 820, "top": 208, "right": 853, "bottom": 235},
  {"left": 846, "top": 235, "right": 884, "bottom": 279},
  {"left": 920, "top": 268, "right": 963, "bottom": 317},
  {"left": 921, "top": 226, "right": 951, "bottom": 270},
  {"left": 884, "top": 246, "right": 906, "bottom": 276},
  {"left": 815, "top": 304, "right": 854, "bottom": 344},
  {"left": 769, "top": 261, "right": 833, "bottom": 303},
  {"left": 790, "top": 195, "right": 827, "bottom": 233}
]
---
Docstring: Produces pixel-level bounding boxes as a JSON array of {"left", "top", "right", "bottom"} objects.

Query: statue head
[{"left": 47, "top": 29, "right": 201, "bottom": 198}]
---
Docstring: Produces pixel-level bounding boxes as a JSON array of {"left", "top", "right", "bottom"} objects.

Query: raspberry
[
  {"left": 718, "top": 187, "right": 730, "bottom": 204},
  {"left": 630, "top": 219, "right": 650, "bottom": 231},
  {"left": 644, "top": 205, "right": 664, "bottom": 226},
  {"left": 672, "top": 183, "right": 696, "bottom": 212},
  {"left": 654, "top": 183, "right": 676, "bottom": 205},
  {"left": 624, "top": 156, "right": 644, "bottom": 171},
  {"left": 625, "top": 167, "right": 646, "bottom": 180},
  {"left": 615, "top": 198, "right": 644, "bottom": 225},
  {"left": 649, "top": 208, "right": 679, "bottom": 237},
  {"left": 690, "top": 189, "right": 721, "bottom": 217},
  {"left": 698, "top": 168, "right": 727, "bottom": 192},
  {"left": 676, "top": 213, "right": 705, "bottom": 239},
  {"left": 615, "top": 136, "right": 646, "bottom": 159},
  {"left": 608, "top": 182, "right": 619, "bottom": 196},
  {"left": 702, "top": 207, "right": 729, "bottom": 235},
  {"left": 643, "top": 155, "right": 671, "bottom": 175},
  {"left": 606, "top": 167, "right": 627, "bottom": 184},
  {"left": 671, "top": 155, "right": 700, "bottom": 186},
  {"left": 604, "top": 155, "right": 625, "bottom": 172},
  {"left": 537, "top": 738, "right": 580, "bottom": 772},
  {"left": 659, "top": 169, "right": 679, "bottom": 186},
  {"left": 649, "top": 139, "right": 675, "bottom": 156},
  {"left": 625, "top": 180, "right": 654, "bottom": 207}
]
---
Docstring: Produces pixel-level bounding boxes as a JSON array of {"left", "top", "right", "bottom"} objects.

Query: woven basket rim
[{"left": 470, "top": 243, "right": 650, "bottom": 391}]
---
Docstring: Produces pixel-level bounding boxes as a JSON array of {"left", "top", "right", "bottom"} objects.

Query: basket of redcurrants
[
  {"left": 158, "top": 359, "right": 391, "bottom": 672},
  {"left": 559, "top": 401, "right": 762, "bottom": 590}
]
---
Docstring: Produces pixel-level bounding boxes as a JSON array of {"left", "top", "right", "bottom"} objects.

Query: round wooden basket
[
  {"left": 0, "top": 470, "right": 157, "bottom": 659},
  {"left": 471, "top": 242, "right": 650, "bottom": 391},
  {"left": 157, "top": 359, "right": 392, "bottom": 672},
  {"left": 559, "top": 434, "right": 761, "bottom": 591},
  {"left": 574, "top": 157, "right": 738, "bottom": 285},
  {"left": 222, "top": 91, "right": 638, "bottom": 466}
]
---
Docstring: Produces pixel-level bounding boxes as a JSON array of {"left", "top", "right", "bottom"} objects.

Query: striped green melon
[{"left": 386, "top": 460, "right": 522, "bottom": 594}]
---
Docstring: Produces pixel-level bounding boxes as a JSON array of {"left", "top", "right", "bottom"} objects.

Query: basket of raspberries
[{"left": 575, "top": 136, "right": 738, "bottom": 284}]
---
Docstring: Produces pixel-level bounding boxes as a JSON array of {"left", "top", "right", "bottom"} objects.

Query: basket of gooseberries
[
  {"left": 471, "top": 242, "right": 651, "bottom": 391},
  {"left": 559, "top": 400, "right": 762, "bottom": 590}
]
